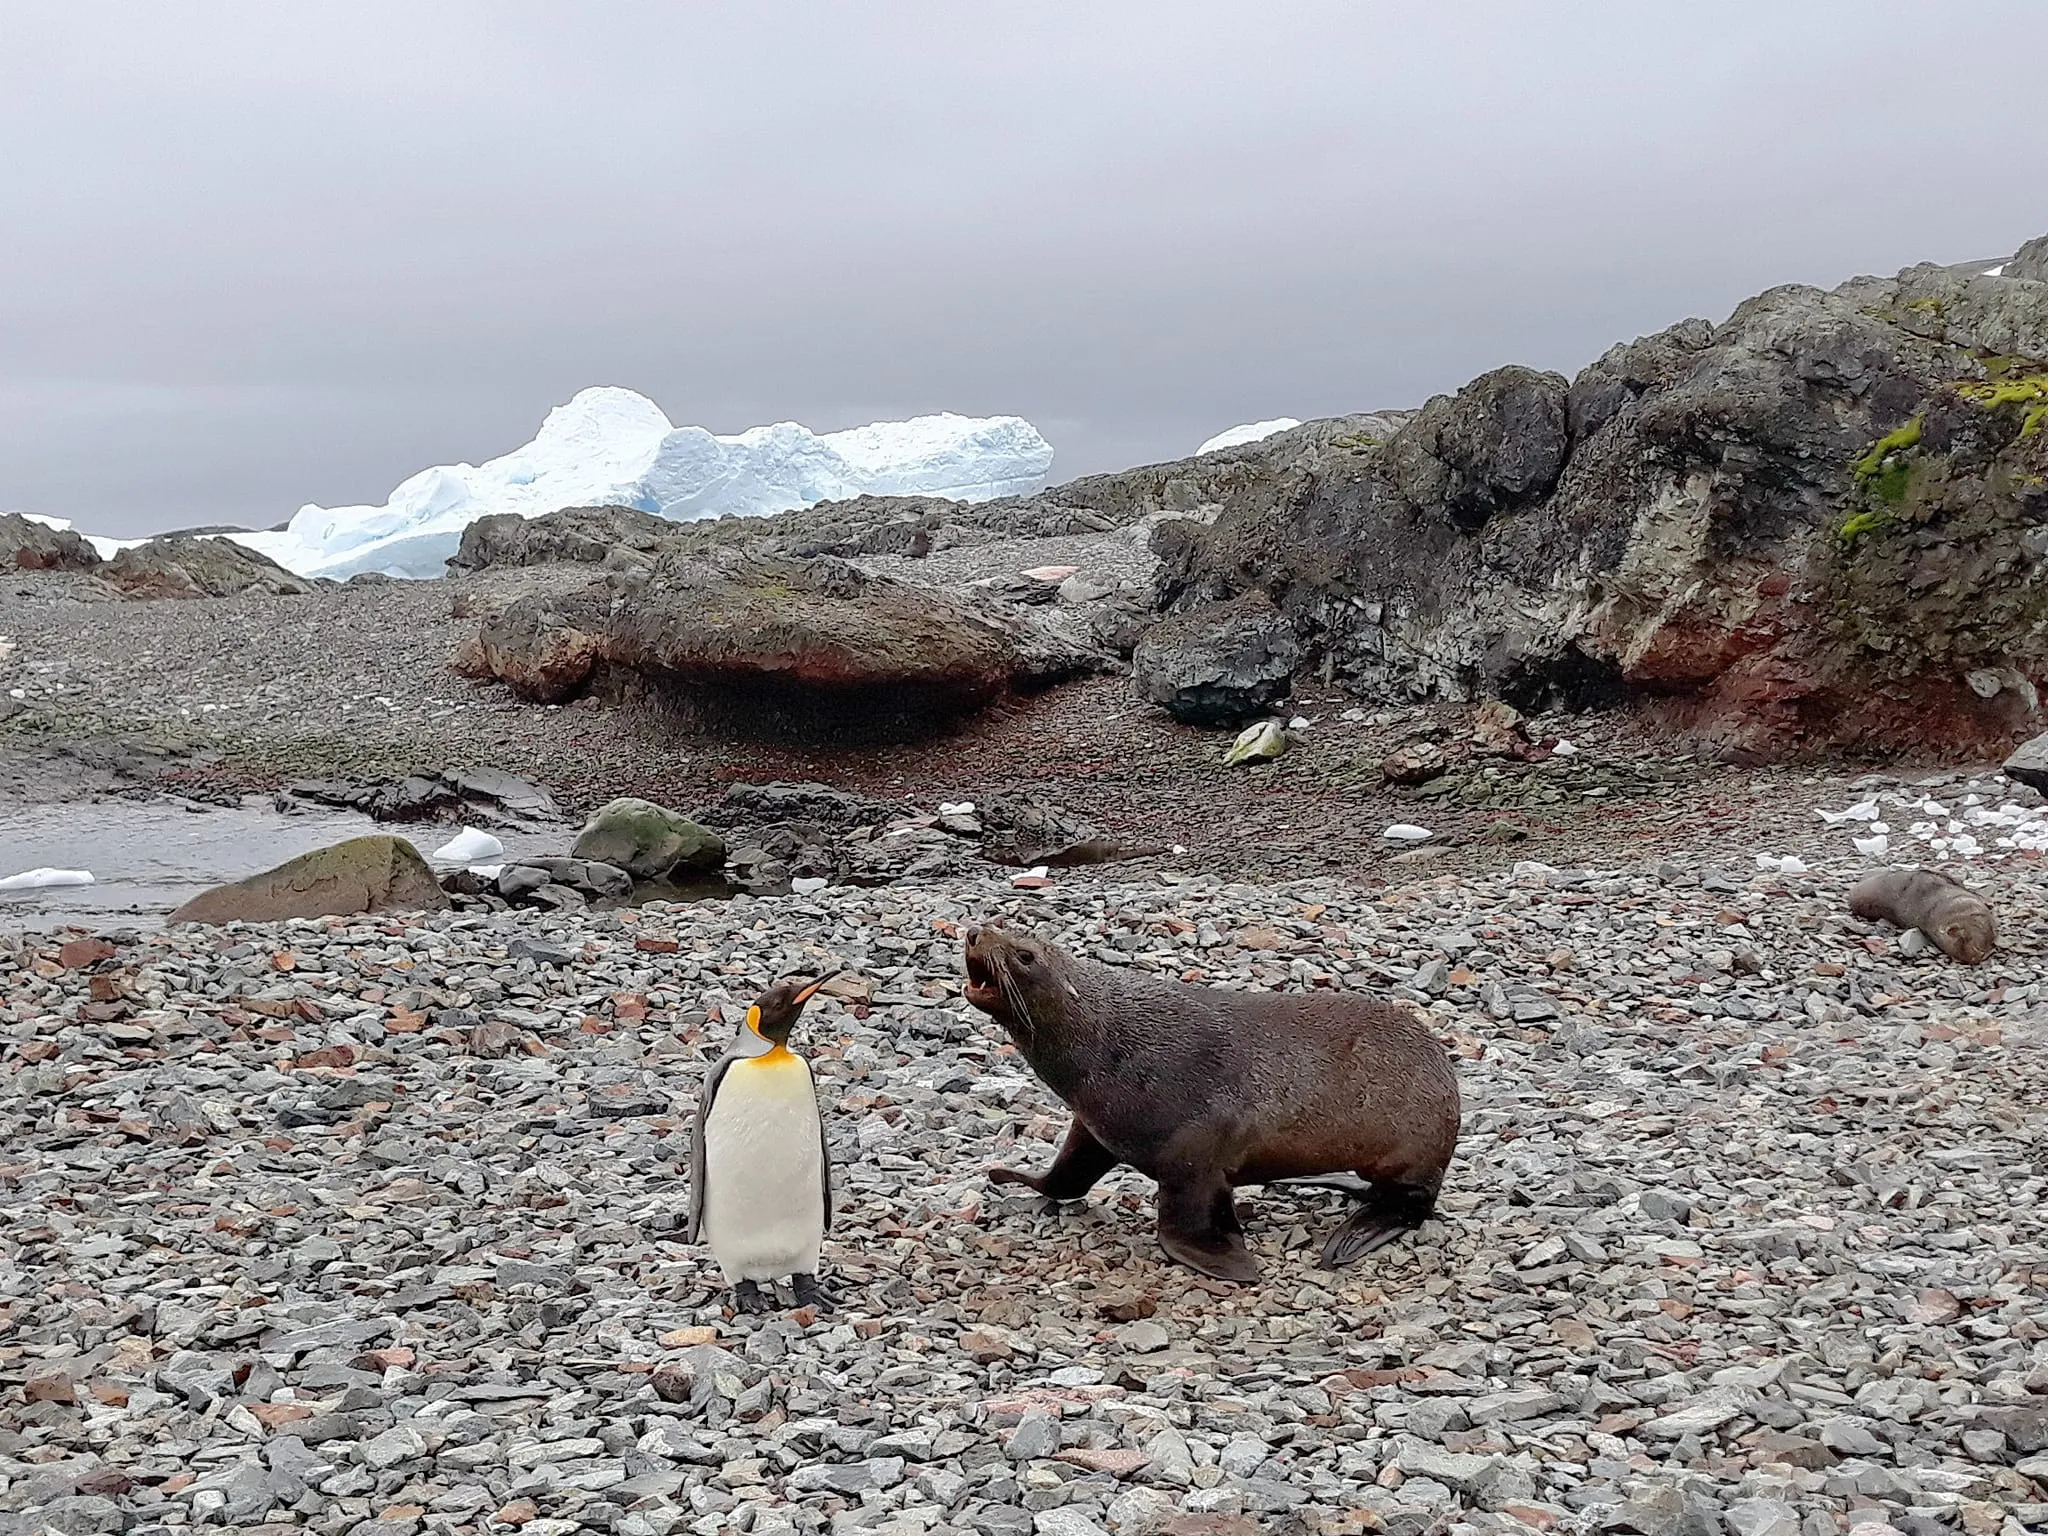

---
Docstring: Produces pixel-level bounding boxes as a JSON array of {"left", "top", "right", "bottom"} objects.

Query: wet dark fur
[
  {"left": 963, "top": 925, "right": 1460, "bottom": 1283},
  {"left": 1848, "top": 867, "right": 1997, "bottom": 964}
]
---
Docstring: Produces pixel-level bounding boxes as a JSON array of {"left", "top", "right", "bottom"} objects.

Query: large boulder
[
  {"left": 572, "top": 797, "right": 725, "bottom": 879},
  {"left": 1131, "top": 591, "right": 1300, "bottom": 726},
  {"left": 451, "top": 586, "right": 613, "bottom": 704},
  {"left": 456, "top": 552, "right": 1034, "bottom": 738},
  {"left": 2, "top": 513, "right": 101, "bottom": 571},
  {"left": 445, "top": 505, "right": 680, "bottom": 573},
  {"left": 102, "top": 536, "right": 312, "bottom": 599},
  {"left": 167, "top": 836, "right": 448, "bottom": 925},
  {"left": 1156, "top": 253, "right": 2048, "bottom": 760}
]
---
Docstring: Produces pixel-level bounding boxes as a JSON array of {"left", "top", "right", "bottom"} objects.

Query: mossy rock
[
  {"left": 168, "top": 835, "right": 447, "bottom": 926},
  {"left": 572, "top": 797, "right": 726, "bottom": 879}
]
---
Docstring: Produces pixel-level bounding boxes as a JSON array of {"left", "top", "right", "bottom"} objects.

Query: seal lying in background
[
  {"left": 1848, "top": 867, "right": 1998, "bottom": 963},
  {"left": 962, "top": 925, "right": 1460, "bottom": 1283}
]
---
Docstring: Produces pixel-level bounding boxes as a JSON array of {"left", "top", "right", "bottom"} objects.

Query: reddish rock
[{"left": 57, "top": 937, "right": 116, "bottom": 968}]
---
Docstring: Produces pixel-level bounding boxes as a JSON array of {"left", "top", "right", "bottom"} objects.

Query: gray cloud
[{"left": 3, "top": 1, "right": 2041, "bottom": 536}]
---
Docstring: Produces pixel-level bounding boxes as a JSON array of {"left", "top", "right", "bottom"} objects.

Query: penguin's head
[{"left": 747, "top": 970, "right": 842, "bottom": 1046}]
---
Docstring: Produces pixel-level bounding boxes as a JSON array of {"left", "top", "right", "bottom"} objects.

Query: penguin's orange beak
[{"left": 793, "top": 969, "right": 844, "bottom": 1006}]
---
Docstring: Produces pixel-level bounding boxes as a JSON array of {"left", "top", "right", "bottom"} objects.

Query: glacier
[
  {"left": 1196, "top": 418, "right": 1301, "bottom": 455},
  {"left": 231, "top": 388, "right": 1056, "bottom": 580}
]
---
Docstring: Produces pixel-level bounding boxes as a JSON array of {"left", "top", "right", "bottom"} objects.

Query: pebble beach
[{"left": 5, "top": 853, "right": 2044, "bottom": 1536}]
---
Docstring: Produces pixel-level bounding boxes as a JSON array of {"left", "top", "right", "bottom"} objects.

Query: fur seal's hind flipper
[
  {"left": 988, "top": 1119, "right": 1119, "bottom": 1200},
  {"left": 1157, "top": 1172, "right": 1262, "bottom": 1283},
  {"left": 1318, "top": 1183, "right": 1437, "bottom": 1269}
]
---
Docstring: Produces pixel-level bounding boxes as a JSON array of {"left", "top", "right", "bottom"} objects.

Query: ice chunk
[
  {"left": 0, "top": 867, "right": 94, "bottom": 891},
  {"left": 937, "top": 801, "right": 976, "bottom": 817},
  {"left": 1853, "top": 834, "right": 1889, "bottom": 857},
  {"left": 1197, "top": 418, "right": 1301, "bottom": 455},
  {"left": 1754, "top": 854, "right": 1808, "bottom": 874},
  {"left": 791, "top": 876, "right": 829, "bottom": 895},
  {"left": 1382, "top": 824, "right": 1434, "bottom": 843},
  {"left": 1550, "top": 739, "right": 1578, "bottom": 756},
  {"left": 432, "top": 828, "right": 505, "bottom": 862},
  {"left": 233, "top": 387, "right": 1055, "bottom": 581},
  {"left": 1816, "top": 799, "right": 1880, "bottom": 824}
]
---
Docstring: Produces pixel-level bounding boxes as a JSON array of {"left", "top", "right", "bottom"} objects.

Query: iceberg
[
  {"left": 1197, "top": 418, "right": 1301, "bottom": 455},
  {"left": 236, "top": 387, "right": 1056, "bottom": 581}
]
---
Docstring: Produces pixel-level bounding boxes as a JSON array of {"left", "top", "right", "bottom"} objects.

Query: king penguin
[{"left": 686, "top": 971, "right": 840, "bottom": 1313}]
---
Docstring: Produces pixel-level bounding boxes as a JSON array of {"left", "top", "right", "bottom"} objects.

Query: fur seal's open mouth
[{"left": 962, "top": 939, "right": 1001, "bottom": 1011}]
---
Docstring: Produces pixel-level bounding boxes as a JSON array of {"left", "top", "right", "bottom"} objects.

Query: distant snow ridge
[
  {"left": 239, "top": 388, "right": 1056, "bottom": 580},
  {"left": 1196, "top": 418, "right": 1301, "bottom": 456}
]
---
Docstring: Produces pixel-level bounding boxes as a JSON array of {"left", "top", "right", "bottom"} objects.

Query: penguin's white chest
[{"left": 701, "top": 1052, "right": 826, "bottom": 1284}]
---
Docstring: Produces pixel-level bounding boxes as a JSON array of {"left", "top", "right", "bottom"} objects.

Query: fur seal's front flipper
[
  {"left": 988, "top": 1119, "right": 1120, "bottom": 1200},
  {"left": 1157, "top": 1171, "right": 1262, "bottom": 1284},
  {"left": 1318, "top": 1182, "right": 1438, "bottom": 1269}
]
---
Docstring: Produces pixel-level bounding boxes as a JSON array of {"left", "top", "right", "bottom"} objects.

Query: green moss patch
[{"left": 1958, "top": 373, "right": 2048, "bottom": 438}]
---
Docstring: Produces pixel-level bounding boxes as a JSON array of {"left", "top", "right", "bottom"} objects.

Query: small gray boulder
[{"left": 572, "top": 797, "right": 726, "bottom": 880}]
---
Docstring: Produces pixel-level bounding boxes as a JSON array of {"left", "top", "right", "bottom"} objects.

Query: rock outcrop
[
  {"left": 2011, "top": 235, "right": 2048, "bottom": 285},
  {"left": 455, "top": 552, "right": 1055, "bottom": 737},
  {"left": 102, "top": 536, "right": 313, "bottom": 599},
  {"left": 445, "top": 506, "right": 679, "bottom": 572},
  {"left": 1155, "top": 256, "right": 2048, "bottom": 760},
  {"left": 571, "top": 797, "right": 726, "bottom": 879},
  {"left": 2, "top": 513, "right": 101, "bottom": 571},
  {"left": 168, "top": 836, "right": 448, "bottom": 925},
  {"left": 1130, "top": 590, "right": 1300, "bottom": 726}
]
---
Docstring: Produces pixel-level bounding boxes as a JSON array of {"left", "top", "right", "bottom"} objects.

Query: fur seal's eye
[{"left": 1017, "top": 949, "right": 1037, "bottom": 967}]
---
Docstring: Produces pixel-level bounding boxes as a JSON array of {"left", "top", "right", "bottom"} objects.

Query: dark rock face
[
  {"left": 101, "top": 536, "right": 312, "bottom": 599},
  {"left": 284, "top": 767, "right": 558, "bottom": 824},
  {"left": 445, "top": 505, "right": 679, "bottom": 572},
  {"left": 1157, "top": 258, "right": 2048, "bottom": 760},
  {"left": 168, "top": 836, "right": 448, "bottom": 925},
  {"left": 1131, "top": 591, "right": 1300, "bottom": 726},
  {"left": 1, "top": 513, "right": 101, "bottom": 571}
]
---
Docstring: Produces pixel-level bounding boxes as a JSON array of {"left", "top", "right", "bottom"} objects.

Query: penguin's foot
[
  {"left": 791, "top": 1273, "right": 836, "bottom": 1313},
  {"left": 730, "top": 1280, "right": 775, "bottom": 1314}
]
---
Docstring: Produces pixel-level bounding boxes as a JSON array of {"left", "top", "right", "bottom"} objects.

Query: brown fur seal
[
  {"left": 1848, "top": 867, "right": 1997, "bottom": 963},
  {"left": 962, "top": 925, "right": 1460, "bottom": 1283}
]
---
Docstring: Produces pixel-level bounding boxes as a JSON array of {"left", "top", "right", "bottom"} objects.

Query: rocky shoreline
[{"left": 4, "top": 861, "right": 2044, "bottom": 1536}]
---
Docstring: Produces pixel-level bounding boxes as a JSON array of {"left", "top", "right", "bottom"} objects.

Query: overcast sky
[{"left": 3, "top": 2, "right": 2043, "bottom": 537}]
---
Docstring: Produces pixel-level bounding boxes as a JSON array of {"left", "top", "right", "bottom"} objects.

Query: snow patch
[
  {"left": 432, "top": 828, "right": 505, "bottom": 863},
  {"left": 236, "top": 387, "right": 1055, "bottom": 581},
  {"left": 0, "top": 868, "right": 94, "bottom": 892},
  {"left": 1196, "top": 418, "right": 1301, "bottom": 456}
]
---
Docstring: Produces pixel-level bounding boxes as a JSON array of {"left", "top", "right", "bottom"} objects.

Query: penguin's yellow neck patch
[{"left": 744, "top": 1004, "right": 798, "bottom": 1064}]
